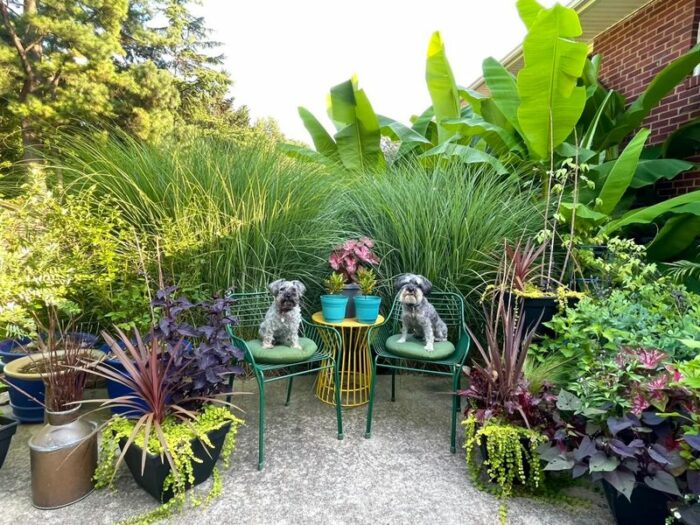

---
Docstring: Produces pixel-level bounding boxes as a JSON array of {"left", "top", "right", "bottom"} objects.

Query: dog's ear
[
  {"left": 394, "top": 274, "right": 410, "bottom": 290},
  {"left": 291, "top": 280, "right": 306, "bottom": 296},
  {"left": 268, "top": 279, "right": 284, "bottom": 296},
  {"left": 418, "top": 275, "right": 433, "bottom": 295}
]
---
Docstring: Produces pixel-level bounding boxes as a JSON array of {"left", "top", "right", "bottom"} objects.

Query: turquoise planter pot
[
  {"left": 321, "top": 295, "right": 348, "bottom": 323},
  {"left": 355, "top": 295, "right": 381, "bottom": 324}
]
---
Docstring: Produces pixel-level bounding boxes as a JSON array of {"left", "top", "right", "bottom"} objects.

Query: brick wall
[{"left": 592, "top": 0, "right": 700, "bottom": 196}]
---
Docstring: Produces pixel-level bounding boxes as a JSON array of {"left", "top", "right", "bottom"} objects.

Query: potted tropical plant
[
  {"left": 328, "top": 237, "right": 380, "bottom": 318},
  {"left": 85, "top": 293, "right": 244, "bottom": 522},
  {"left": 540, "top": 347, "right": 697, "bottom": 525},
  {"left": 354, "top": 268, "right": 381, "bottom": 324},
  {"left": 320, "top": 272, "right": 348, "bottom": 323},
  {"left": 2, "top": 312, "right": 104, "bottom": 508},
  {"left": 459, "top": 278, "right": 555, "bottom": 523},
  {"left": 3, "top": 316, "right": 102, "bottom": 423}
]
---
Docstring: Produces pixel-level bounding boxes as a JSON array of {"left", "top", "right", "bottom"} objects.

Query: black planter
[
  {"left": 120, "top": 422, "right": 231, "bottom": 502},
  {"left": 342, "top": 283, "right": 360, "bottom": 318},
  {"left": 503, "top": 293, "right": 578, "bottom": 336},
  {"left": 0, "top": 415, "right": 19, "bottom": 469},
  {"left": 602, "top": 480, "right": 672, "bottom": 525}
]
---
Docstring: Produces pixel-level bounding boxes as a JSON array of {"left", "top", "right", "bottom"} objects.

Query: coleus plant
[{"left": 328, "top": 237, "right": 379, "bottom": 283}]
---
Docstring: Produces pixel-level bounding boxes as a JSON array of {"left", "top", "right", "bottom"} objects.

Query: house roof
[{"left": 468, "top": 0, "right": 658, "bottom": 94}]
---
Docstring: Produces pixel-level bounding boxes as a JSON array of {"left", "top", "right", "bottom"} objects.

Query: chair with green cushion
[
  {"left": 226, "top": 291, "right": 343, "bottom": 470},
  {"left": 364, "top": 291, "right": 470, "bottom": 453}
]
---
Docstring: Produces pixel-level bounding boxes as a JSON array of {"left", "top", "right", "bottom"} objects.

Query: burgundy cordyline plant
[{"left": 329, "top": 237, "right": 379, "bottom": 282}]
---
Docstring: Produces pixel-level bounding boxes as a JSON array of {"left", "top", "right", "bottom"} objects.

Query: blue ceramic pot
[
  {"left": 321, "top": 295, "right": 349, "bottom": 323},
  {"left": 0, "top": 332, "right": 101, "bottom": 365},
  {"left": 354, "top": 296, "right": 381, "bottom": 324}
]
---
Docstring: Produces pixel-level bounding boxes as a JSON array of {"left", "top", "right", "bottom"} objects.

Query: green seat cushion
[
  {"left": 385, "top": 334, "right": 455, "bottom": 360},
  {"left": 246, "top": 337, "right": 318, "bottom": 364}
]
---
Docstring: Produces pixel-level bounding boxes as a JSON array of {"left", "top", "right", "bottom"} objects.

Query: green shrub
[
  {"left": 52, "top": 132, "right": 347, "bottom": 305},
  {"left": 338, "top": 161, "right": 541, "bottom": 316},
  {"left": 0, "top": 178, "right": 148, "bottom": 338}
]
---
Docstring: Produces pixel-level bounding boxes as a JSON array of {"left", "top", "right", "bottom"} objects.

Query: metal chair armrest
[{"left": 302, "top": 319, "right": 341, "bottom": 360}]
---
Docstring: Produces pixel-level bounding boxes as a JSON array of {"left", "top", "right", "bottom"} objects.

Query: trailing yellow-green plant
[
  {"left": 356, "top": 268, "right": 378, "bottom": 296},
  {"left": 324, "top": 272, "right": 345, "bottom": 295},
  {"left": 463, "top": 415, "right": 547, "bottom": 524},
  {"left": 95, "top": 404, "right": 243, "bottom": 525}
]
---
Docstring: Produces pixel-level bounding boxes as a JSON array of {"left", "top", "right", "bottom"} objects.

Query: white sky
[{"left": 198, "top": 0, "right": 559, "bottom": 143}]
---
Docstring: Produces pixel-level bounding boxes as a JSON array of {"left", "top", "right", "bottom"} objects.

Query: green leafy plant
[
  {"left": 356, "top": 268, "right": 378, "bottom": 296},
  {"left": 463, "top": 415, "right": 547, "bottom": 524},
  {"left": 324, "top": 273, "right": 345, "bottom": 295}
]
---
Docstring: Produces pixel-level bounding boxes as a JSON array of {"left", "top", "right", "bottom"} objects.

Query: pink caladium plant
[{"left": 328, "top": 237, "right": 379, "bottom": 282}]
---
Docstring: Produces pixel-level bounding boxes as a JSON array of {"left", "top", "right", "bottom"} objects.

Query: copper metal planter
[{"left": 28, "top": 405, "right": 98, "bottom": 509}]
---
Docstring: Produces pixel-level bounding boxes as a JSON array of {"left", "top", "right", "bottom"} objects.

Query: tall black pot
[
  {"left": 120, "top": 422, "right": 231, "bottom": 503},
  {"left": 342, "top": 283, "right": 360, "bottom": 319},
  {"left": 602, "top": 480, "right": 672, "bottom": 525},
  {"left": 503, "top": 292, "right": 578, "bottom": 337},
  {"left": 0, "top": 415, "right": 18, "bottom": 469}
]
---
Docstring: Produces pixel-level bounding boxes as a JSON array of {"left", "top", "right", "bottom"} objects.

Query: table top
[{"left": 312, "top": 312, "right": 385, "bottom": 328}]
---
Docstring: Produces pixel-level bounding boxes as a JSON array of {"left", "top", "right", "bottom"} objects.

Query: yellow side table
[{"left": 312, "top": 312, "right": 385, "bottom": 407}]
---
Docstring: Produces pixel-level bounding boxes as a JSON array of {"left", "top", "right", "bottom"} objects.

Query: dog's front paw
[
  {"left": 292, "top": 343, "right": 302, "bottom": 350},
  {"left": 262, "top": 341, "right": 274, "bottom": 349},
  {"left": 424, "top": 344, "right": 434, "bottom": 352},
  {"left": 397, "top": 337, "right": 407, "bottom": 344}
]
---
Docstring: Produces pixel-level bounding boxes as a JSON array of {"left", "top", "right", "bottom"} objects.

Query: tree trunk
[{"left": 21, "top": 0, "right": 41, "bottom": 165}]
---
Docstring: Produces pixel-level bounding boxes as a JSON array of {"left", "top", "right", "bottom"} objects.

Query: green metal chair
[
  {"left": 226, "top": 291, "right": 344, "bottom": 470},
  {"left": 364, "top": 291, "right": 471, "bottom": 453}
]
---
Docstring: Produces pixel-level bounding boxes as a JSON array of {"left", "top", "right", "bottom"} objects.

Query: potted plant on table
[
  {"left": 354, "top": 268, "right": 381, "bottom": 324},
  {"left": 321, "top": 272, "right": 348, "bottom": 323},
  {"left": 86, "top": 299, "right": 245, "bottom": 522},
  {"left": 328, "top": 237, "right": 380, "bottom": 318}
]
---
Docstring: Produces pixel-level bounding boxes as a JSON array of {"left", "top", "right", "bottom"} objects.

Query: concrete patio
[{"left": 0, "top": 376, "right": 613, "bottom": 525}]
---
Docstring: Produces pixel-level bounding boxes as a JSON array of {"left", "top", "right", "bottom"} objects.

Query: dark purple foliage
[{"left": 151, "top": 286, "right": 244, "bottom": 402}]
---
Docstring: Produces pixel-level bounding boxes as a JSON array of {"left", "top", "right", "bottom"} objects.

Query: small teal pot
[
  {"left": 354, "top": 295, "right": 381, "bottom": 324},
  {"left": 321, "top": 295, "right": 349, "bottom": 323}
]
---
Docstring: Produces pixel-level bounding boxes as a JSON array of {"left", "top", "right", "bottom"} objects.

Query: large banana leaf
[
  {"left": 297, "top": 106, "right": 340, "bottom": 162},
  {"left": 594, "top": 129, "right": 649, "bottom": 215},
  {"left": 426, "top": 32, "right": 460, "bottom": 144},
  {"left": 662, "top": 120, "right": 700, "bottom": 159},
  {"left": 517, "top": 0, "right": 544, "bottom": 29},
  {"left": 280, "top": 143, "right": 335, "bottom": 166},
  {"left": 602, "top": 190, "right": 700, "bottom": 234},
  {"left": 420, "top": 141, "right": 508, "bottom": 174},
  {"left": 441, "top": 117, "right": 524, "bottom": 155},
  {"left": 600, "top": 44, "right": 700, "bottom": 149},
  {"left": 482, "top": 57, "right": 521, "bottom": 133},
  {"left": 516, "top": 4, "right": 588, "bottom": 159},
  {"left": 378, "top": 115, "right": 431, "bottom": 145},
  {"left": 647, "top": 215, "right": 700, "bottom": 261},
  {"left": 592, "top": 158, "right": 694, "bottom": 189},
  {"left": 328, "top": 78, "right": 385, "bottom": 172}
]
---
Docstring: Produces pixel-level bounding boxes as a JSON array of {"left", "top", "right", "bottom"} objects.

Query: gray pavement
[{"left": 0, "top": 376, "right": 613, "bottom": 525}]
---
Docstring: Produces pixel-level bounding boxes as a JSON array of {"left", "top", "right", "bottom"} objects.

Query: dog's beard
[
  {"left": 276, "top": 297, "right": 298, "bottom": 312},
  {"left": 400, "top": 288, "right": 423, "bottom": 305}
]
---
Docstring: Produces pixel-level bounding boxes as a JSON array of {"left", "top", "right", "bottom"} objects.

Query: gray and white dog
[
  {"left": 259, "top": 279, "right": 306, "bottom": 349},
  {"left": 395, "top": 274, "right": 447, "bottom": 352}
]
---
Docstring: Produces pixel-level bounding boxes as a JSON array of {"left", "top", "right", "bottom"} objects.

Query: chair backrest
[
  {"left": 386, "top": 291, "right": 465, "bottom": 342},
  {"left": 227, "top": 291, "right": 271, "bottom": 339}
]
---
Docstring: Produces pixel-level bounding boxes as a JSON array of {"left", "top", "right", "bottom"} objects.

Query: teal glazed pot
[
  {"left": 354, "top": 296, "right": 381, "bottom": 324},
  {"left": 321, "top": 295, "right": 349, "bottom": 323}
]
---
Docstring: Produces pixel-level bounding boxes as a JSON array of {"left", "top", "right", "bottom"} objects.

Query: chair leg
[
  {"left": 333, "top": 360, "right": 343, "bottom": 440},
  {"left": 455, "top": 367, "right": 462, "bottom": 413},
  {"left": 450, "top": 370, "right": 460, "bottom": 454},
  {"left": 285, "top": 376, "right": 294, "bottom": 406},
  {"left": 391, "top": 368, "right": 396, "bottom": 402},
  {"left": 364, "top": 358, "right": 379, "bottom": 438},
  {"left": 226, "top": 373, "right": 235, "bottom": 405},
  {"left": 256, "top": 372, "right": 266, "bottom": 470}
]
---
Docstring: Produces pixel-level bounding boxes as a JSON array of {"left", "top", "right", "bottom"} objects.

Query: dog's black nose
[{"left": 406, "top": 285, "right": 416, "bottom": 292}]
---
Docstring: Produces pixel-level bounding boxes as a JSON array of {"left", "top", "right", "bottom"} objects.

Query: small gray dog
[
  {"left": 259, "top": 279, "right": 305, "bottom": 349},
  {"left": 395, "top": 274, "right": 447, "bottom": 352}
]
